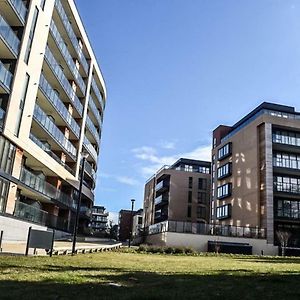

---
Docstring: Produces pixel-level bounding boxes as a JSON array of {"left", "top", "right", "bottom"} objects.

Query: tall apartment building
[
  {"left": 0, "top": 0, "right": 106, "bottom": 233},
  {"left": 212, "top": 102, "right": 300, "bottom": 247},
  {"left": 143, "top": 158, "right": 211, "bottom": 228}
]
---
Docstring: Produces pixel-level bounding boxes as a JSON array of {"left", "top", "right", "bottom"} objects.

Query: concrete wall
[
  {"left": 145, "top": 232, "right": 278, "bottom": 256},
  {"left": 0, "top": 215, "right": 69, "bottom": 242}
]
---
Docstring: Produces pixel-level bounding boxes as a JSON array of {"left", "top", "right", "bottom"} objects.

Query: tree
[{"left": 276, "top": 230, "right": 291, "bottom": 256}]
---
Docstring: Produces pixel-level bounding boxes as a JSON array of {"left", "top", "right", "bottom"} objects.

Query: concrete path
[{"left": 0, "top": 240, "right": 122, "bottom": 256}]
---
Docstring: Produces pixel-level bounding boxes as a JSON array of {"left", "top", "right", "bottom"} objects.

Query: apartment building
[
  {"left": 212, "top": 102, "right": 300, "bottom": 247},
  {"left": 143, "top": 158, "right": 211, "bottom": 228},
  {"left": 90, "top": 206, "right": 108, "bottom": 234},
  {"left": 0, "top": 0, "right": 106, "bottom": 234},
  {"left": 118, "top": 209, "right": 137, "bottom": 242},
  {"left": 132, "top": 208, "right": 143, "bottom": 238}
]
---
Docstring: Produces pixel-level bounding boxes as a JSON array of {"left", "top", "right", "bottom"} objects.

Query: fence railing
[{"left": 146, "top": 221, "right": 266, "bottom": 239}]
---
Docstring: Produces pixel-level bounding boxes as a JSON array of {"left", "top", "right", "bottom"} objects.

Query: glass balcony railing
[
  {"left": 19, "top": 167, "right": 76, "bottom": 209},
  {"left": 44, "top": 46, "right": 83, "bottom": 116},
  {"left": 54, "top": 0, "right": 89, "bottom": 74},
  {"left": 33, "top": 104, "right": 77, "bottom": 160},
  {"left": 29, "top": 133, "right": 75, "bottom": 176},
  {"left": 0, "top": 60, "right": 13, "bottom": 91},
  {"left": 0, "top": 107, "right": 5, "bottom": 129},
  {"left": 49, "top": 20, "right": 86, "bottom": 94},
  {"left": 89, "top": 95, "right": 102, "bottom": 127},
  {"left": 91, "top": 78, "right": 105, "bottom": 111},
  {"left": 86, "top": 115, "right": 100, "bottom": 146},
  {"left": 0, "top": 14, "right": 20, "bottom": 56},
  {"left": 14, "top": 201, "right": 48, "bottom": 225},
  {"left": 39, "top": 74, "right": 80, "bottom": 138},
  {"left": 7, "top": 0, "right": 27, "bottom": 24},
  {"left": 83, "top": 136, "right": 98, "bottom": 162},
  {"left": 84, "top": 159, "right": 96, "bottom": 180}
]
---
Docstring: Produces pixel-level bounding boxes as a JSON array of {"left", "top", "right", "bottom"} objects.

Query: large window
[
  {"left": 277, "top": 200, "right": 300, "bottom": 220},
  {"left": 188, "top": 191, "right": 192, "bottom": 203},
  {"left": 218, "top": 143, "right": 232, "bottom": 160},
  {"left": 199, "top": 166, "right": 210, "bottom": 174},
  {"left": 198, "top": 191, "right": 209, "bottom": 204},
  {"left": 188, "top": 177, "right": 193, "bottom": 189},
  {"left": 217, "top": 183, "right": 232, "bottom": 199},
  {"left": 216, "top": 204, "right": 231, "bottom": 220},
  {"left": 0, "top": 178, "right": 9, "bottom": 213},
  {"left": 273, "top": 130, "right": 300, "bottom": 147},
  {"left": 273, "top": 152, "right": 300, "bottom": 170},
  {"left": 198, "top": 178, "right": 207, "bottom": 190},
  {"left": 274, "top": 176, "right": 300, "bottom": 194},
  {"left": 217, "top": 163, "right": 232, "bottom": 179}
]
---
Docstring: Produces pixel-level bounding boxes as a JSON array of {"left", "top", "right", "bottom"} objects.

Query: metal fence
[{"left": 147, "top": 221, "right": 266, "bottom": 239}]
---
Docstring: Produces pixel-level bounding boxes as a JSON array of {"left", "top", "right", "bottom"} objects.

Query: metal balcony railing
[
  {"left": 0, "top": 14, "right": 20, "bottom": 56},
  {"left": 49, "top": 20, "right": 86, "bottom": 94},
  {"left": 33, "top": 104, "right": 77, "bottom": 160},
  {"left": 0, "top": 60, "right": 13, "bottom": 91},
  {"left": 44, "top": 46, "right": 83, "bottom": 116},
  {"left": 54, "top": 0, "right": 89, "bottom": 74}
]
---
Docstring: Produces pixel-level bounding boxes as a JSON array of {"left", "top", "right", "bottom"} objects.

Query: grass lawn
[{"left": 0, "top": 251, "right": 299, "bottom": 300}]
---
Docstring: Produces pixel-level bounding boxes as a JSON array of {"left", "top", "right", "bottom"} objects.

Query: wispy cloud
[
  {"left": 116, "top": 176, "right": 139, "bottom": 186},
  {"left": 133, "top": 145, "right": 211, "bottom": 177},
  {"left": 159, "top": 140, "right": 176, "bottom": 150}
]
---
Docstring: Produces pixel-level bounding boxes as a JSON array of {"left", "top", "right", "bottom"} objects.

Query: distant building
[
  {"left": 143, "top": 158, "right": 211, "bottom": 228},
  {"left": 118, "top": 209, "right": 137, "bottom": 242},
  {"left": 132, "top": 209, "right": 143, "bottom": 238},
  {"left": 90, "top": 206, "right": 108, "bottom": 235}
]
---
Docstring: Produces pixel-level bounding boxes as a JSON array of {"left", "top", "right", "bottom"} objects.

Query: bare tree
[{"left": 276, "top": 230, "right": 291, "bottom": 256}]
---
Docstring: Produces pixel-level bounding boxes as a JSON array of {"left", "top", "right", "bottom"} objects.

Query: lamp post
[
  {"left": 128, "top": 198, "right": 135, "bottom": 248},
  {"left": 72, "top": 151, "right": 89, "bottom": 255}
]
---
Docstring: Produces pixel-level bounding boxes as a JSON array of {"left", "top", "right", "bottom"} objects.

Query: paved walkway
[{"left": 0, "top": 240, "right": 122, "bottom": 256}]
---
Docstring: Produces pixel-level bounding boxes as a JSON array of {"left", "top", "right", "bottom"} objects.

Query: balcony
[
  {"left": 33, "top": 104, "right": 77, "bottom": 160},
  {"left": 14, "top": 201, "right": 48, "bottom": 225},
  {"left": 49, "top": 20, "right": 86, "bottom": 94},
  {"left": 91, "top": 78, "right": 105, "bottom": 112},
  {"left": 155, "top": 194, "right": 168, "bottom": 205},
  {"left": 54, "top": 0, "right": 89, "bottom": 74},
  {"left": 0, "top": 14, "right": 20, "bottom": 58},
  {"left": 155, "top": 180, "right": 169, "bottom": 192},
  {"left": 6, "top": 0, "right": 27, "bottom": 24},
  {"left": 86, "top": 115, "right": 100, "bottom": 146},
  {"left": 0, "top": 60, "right": 13, "bottom": 92},
  {"left": 83, "top": 136, "right": 98, "bottom": 163},
  {"left": 84, "top": 160, "right": 96, "bottom": 181},
  {"left": 19, "top": 167, "right": 76, "bottom": 209},
  {"left": 80, "top": 206, "right": 92, "bottom": 218},
  {"left": 29, "top": 133, "right": 75, "bottom": 176},
  {"left": 89, "top": 95, "right": 102, "bottom": 127},
  {"left": 44, "top": 46, "right": 83, "bottom": 116},
  {"left": 39, "top": 74, "right": 80, "bottom": 139}
]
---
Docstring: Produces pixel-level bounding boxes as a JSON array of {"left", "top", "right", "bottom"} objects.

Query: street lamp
[
  {"left": 72, "top": 151, "right": 89, "bottom": 255},
  {"left": 128, "top": 198, "right": 135, "bottom": 248}
]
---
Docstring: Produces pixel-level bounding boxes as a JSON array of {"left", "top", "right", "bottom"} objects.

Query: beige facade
[
  {"left": 0, "top": 0, "right": 106, "bottom": 233},
  {"left": 143, "top": 159, "right": 211, "bottom": 228},
  {"left": 212, "top": 103, "right": 300, "bottom": 247}
]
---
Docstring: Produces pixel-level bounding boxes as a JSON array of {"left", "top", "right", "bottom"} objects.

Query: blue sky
[{"left": 76, "top": 0, "right": 300, "bottom": 220}]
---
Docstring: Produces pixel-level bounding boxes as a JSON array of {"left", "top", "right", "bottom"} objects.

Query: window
[
  {"left": 218, "top": 143, "right": 232, "bottom": 160},
  {"left": 187, "top": 206, "right": 192, "bottom": 218},
  {"left": 188, "top": 191, "right": 192, "bottom": 203},
  {"left": 0, "top": 178, "right": 9, "bottom": 213},
  {"left": 273, "top": 130, "right": 300, "bottom": 147},
  {"left": 199, "top": 166, "right": 210, "bottom": 174},
  {"left": 273, "top": 152, "right": 300, "bottom": 170},
  {"left": 198, "top": 178, "right": 207, "bottom": 190},
  {"left": 277, "top": 200, "right": 300, "bottom": 219},
  {"left": 217, "top": 163, "right": 232, "bottom": 179},
  {"left": 217, "top": 183, "right": 232, "bottom": 199},
  {"left": 15, "top": 74, "right": 30, "bottom": 135},
  {"left": 197, "top": 206, "right": 206, "bottom": 219},
  {"left": 198, "top": 191, "right": 209, "bottom": 204},
  {"left": 213, "top": 138, "right": 217, "bottom": 148},
  {"left": 185, "top": 165, "right": 193, "bottom": 172},
  {"left": 188, "top": 177, "right": 193, "bottom": 188},
  {"left": 24, "top": 7, "right": 39, "bottom": 63},
  {"left": 216, "top": 204, "right": 231, "bottom": 220},
  {"left": 0, "top": 136, "right": 16, "bottom": 175},
  {"left": 274, "top": 176, "right": 300, "bottom": 194}
]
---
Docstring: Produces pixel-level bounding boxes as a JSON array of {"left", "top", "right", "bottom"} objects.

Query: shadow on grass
[
  {"left": 233, "top": 256, "right": 300, "bottom": 264},
  {"left": 0, "top": 269, "right": 299, "bottom": 300}
]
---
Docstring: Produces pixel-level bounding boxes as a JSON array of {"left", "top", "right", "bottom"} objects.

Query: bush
[{"left": 136, "top": 245, "right": 197, "bottom": 255}]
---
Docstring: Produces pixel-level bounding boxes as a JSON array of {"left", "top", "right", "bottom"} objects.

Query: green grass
[{"left": 0, "top": 251, "right": 299, "bottom": 299}]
